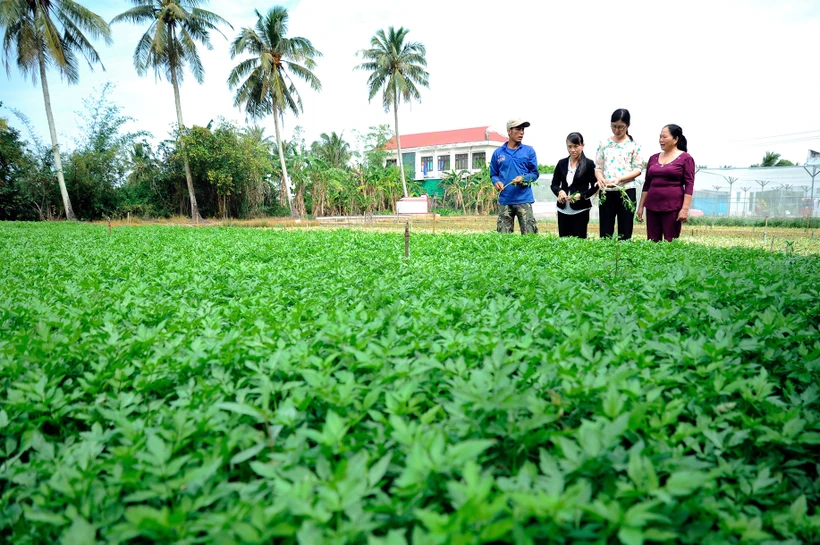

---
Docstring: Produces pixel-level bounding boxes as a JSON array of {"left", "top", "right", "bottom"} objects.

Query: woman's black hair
[
  {"left": 611, "top": 108, "right": 633, "bottom": 141},
  {"left": 566, "top": 132, "right": 587, "bottom": 176},
  {"left": 566, "top": 132, "right": 584, "bottom": 146},
  {"left": 665, "top": 124, "right": 688, "bottom": 152}
]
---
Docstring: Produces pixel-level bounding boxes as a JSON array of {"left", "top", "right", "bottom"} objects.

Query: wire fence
[{"left": 528, "top": 174, "right": 820, "bottom": 220}]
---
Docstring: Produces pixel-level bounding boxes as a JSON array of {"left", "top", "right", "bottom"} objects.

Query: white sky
[{"left": 2, "top": 0, "right": 820, "bottom": 169}]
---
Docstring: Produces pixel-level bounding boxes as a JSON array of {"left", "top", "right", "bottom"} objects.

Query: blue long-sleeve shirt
[{"left": 490, "top": 142, "right": 539, "bottom": 205}]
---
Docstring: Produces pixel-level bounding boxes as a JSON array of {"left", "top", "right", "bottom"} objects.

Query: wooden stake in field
[{"left": 404, "top": 220, "right": 410, "bottom": 258}]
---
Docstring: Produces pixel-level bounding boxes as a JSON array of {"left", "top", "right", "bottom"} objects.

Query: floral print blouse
[{"left": 594, "top": 138, "right": 644, "bottom": 191}]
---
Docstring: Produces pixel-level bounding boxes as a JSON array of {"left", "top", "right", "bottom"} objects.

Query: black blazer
[{"left": 551, "top": 154, "right": 598, "bottom": 211}]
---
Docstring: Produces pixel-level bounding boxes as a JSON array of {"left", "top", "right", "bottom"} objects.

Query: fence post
[{"left": 404, "top": 219, "right": 410, "bottom": 258}]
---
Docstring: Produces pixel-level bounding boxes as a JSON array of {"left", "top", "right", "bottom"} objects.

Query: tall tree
[
  {"left": 111, "top": 0, "right": 231, "bottom": 221},
  {"left": 1, "top": 0, "right": 111, "bottom": 220},
  {"left": 356, "top": 26, "right": 429, "bottom": 198},
  {"left": 227, "top": 6, "right": 322, "bottom": 219},
  {"left": 311, "top": 131, "right": 351, "bottom": 168}
]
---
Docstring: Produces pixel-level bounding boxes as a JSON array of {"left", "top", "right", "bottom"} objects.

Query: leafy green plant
[{"left": 1, "top": 223, "right": 818, "bottom": 544}]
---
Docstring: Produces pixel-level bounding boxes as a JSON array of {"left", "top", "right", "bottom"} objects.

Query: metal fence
[{"left": 529, "top": 167, "right": 820, "bottom": 219}]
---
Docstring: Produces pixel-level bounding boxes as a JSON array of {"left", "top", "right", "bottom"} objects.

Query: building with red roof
[{"left": 383, "top": 126, "right": 507, "bottom": 195}]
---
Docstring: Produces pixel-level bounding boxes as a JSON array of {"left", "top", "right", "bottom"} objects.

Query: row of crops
[{"left": 1, "top": 222, "right": 819, "bottom": 544}]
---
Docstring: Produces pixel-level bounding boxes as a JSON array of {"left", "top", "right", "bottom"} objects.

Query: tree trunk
[
  {"left": 38, "top": 49, "right": 75, "bottom": 221},
  {"left": 393, "top": 85, "right": 408, "bottom": 198},
  {"left": 169, "top": 52, "right": 200, "bottom": 221},
  {"left": 272, "top": 104, "right": 297, "bottom": 218}
]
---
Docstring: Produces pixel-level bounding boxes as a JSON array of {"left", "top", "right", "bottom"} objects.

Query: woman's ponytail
[{"left": 666, "top": 124, "right": 687, "bottom": 152}]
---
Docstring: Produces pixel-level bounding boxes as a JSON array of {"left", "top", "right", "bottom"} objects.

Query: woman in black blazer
[{"left": 550, "top": 132, "right": 599, "bottom": 238}]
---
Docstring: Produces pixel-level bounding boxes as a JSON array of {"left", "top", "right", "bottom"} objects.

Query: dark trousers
[
  {"left": 646, "top": 209, "right": 682, "bottom": 242},
  {"left": 557, "top": 210, "right": 590, "bottom": 238},
  {"left": 599, "top": 188, "right": 636, "bottom": 240}
]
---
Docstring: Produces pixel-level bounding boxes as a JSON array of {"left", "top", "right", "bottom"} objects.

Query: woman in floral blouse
[{"left": 594, "top": 108, "right": 644, "bottom": 240}]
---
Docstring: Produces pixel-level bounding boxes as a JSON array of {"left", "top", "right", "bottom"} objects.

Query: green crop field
[{"left": 1, "top": 223, "right": 819, "bottom": 545}]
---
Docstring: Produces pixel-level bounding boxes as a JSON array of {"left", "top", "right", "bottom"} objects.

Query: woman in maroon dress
[{"left": 636, "top": 124, "right": 695, "bottom": 241}]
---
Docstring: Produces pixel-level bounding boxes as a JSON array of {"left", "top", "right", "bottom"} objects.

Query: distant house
[
  {"left": 383, "top": 126, "right": 507, "bottom": 196},
  {"left": 808, "top": 149, "right": 820, "bottom": 165}
]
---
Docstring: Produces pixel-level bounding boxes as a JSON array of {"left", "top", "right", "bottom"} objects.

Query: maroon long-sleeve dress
[
  {"left": 643, "top": 152, "right": 695, "bottom": 211},
  {"left": 642, "top": 152, "right": 695, "bottom": 242}
]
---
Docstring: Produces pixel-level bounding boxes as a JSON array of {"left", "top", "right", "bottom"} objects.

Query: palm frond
[
  {"left": 57, "top": 0, "right": 112, "bottom": 43},
  {"left": 109, "top": 5, "right": 155, "bottom": 25}
]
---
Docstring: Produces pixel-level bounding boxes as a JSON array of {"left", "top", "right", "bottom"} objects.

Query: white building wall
[{"left": 390, "top": 141, "right": 503, "bottom": 180}]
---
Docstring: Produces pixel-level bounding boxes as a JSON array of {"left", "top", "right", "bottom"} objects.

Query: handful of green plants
[
  {"left": 598, "top": 185, "right": 635, "bottom": 212},
  {"left": 500, "top": 177, "right": 538, "bottom": 191}
]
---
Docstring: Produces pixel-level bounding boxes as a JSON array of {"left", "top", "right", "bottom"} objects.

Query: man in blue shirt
[{"left": 491, "top": 118, "right": 540, "bottom": 234}]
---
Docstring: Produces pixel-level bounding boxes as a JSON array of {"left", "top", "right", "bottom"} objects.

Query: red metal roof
[{"left": 383, "top": 126, "right": 507, "bottom": 149}]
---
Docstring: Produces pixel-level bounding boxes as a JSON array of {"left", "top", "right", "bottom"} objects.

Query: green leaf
[
  {"left": 322, "top": 411, "right": 349, "bottom": 445},
  {"left": 368, "top": 452, "right": 392, "bottom": 488},
  {"left": 643, "top": 528, "right": 678, "bottom": 541},
  {"left": 216, "top": 402, "right": 265, "bottom": 421},
  {"left": 230, "top": 443, "right": 266, "bottom": 465},
  {"left": 250, "top": 461, "right": 279, "bottom": 479},
  {"left": 146, "top": 434, "right": 169, "bottom": 465},
  {"left": 553, "top": 436, "right": 581, "bottom": 467},
  {"left": 618, "top": 526, "right": 644, "bottom": 545},
  {"left": 623, "top": 500, "right": 667, "bottom": 527},
  {"left": 603, "top": 383, "right": 625, "bottom": 418},
  {"left": 445, "top": 439, "right": 494, "bottom": 465},
  {"left": 782, "top": 417, "right": 805, "bottom": 438},
  {"left": 538, "top": 449, "right": 565, "bottom": 496},
  {"left": 752, "top": 467, "right": 777, "bottom": 493},
  {"left": 24, "top": 507, "right": 69, "bottom": 526},
  {"left": 790, "top": 494, "right": 807, "bottom": 522},
  {"left": 415, "top": 509, "right": 449, "bottom": 532},
  {"left": 578, "top": 421, "right": 602, "bottom": 457},
  {"left": 480, "top": 518, "right": 514, "bottom": 541},
  {"left": 124, "top": 505, "right": 170, "bottom": 528},
  {"left": 799, "top": 432, "right": 820, "bottom": 444},
  {"left": 665, "top": 471, "right": 709, "bottom": 496},
  {"left": 61, "top": 517, "right": 96, "bottom": 545}
]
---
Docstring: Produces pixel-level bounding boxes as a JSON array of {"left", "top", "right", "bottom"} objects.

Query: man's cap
[{"left": 507, "top": 118, "right": 531, "bottom": 130}]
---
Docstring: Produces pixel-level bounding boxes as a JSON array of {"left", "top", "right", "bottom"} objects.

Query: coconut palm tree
[
  {"left": 111, "top": 0, "right": 231, "bottom": 221},
  {"left": 761, "top": 151, "right": 781, "bottom": 167},
  {"left": 311, "top": 131, "right": 351, "bottom": 168},
  {"left": 356, "top": 26, "right": 429, "bottom": 198},
  {"left": 227, "top": 6, "right": 322, "bottom": 219},
  {"left": 1, "top": 0, "right": 111, "bottom": 220}
]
